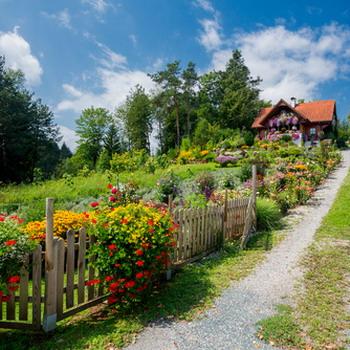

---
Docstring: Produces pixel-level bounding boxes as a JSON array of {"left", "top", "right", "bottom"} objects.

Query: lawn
[
  {"left": 0, "top": 162, "right": 236, "bottom": 221},
  {"left": 0, "top": 229, "right": 283, "bottom": 350},
  {"left": 258, "top": 170, "right": 350, "bottom": 350}
]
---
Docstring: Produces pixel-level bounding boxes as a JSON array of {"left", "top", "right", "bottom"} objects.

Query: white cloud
[
  {"left": 42, "top": 9, "right": 72, "bottom": 30},
  {"left": 57, "top": 68, "right": 154, "bottom": 113},
  {"left": 194, "top": 0, "right": 215, "bottom": 14},
  {"left": 129, "top": 34, "right": 137, "bottom": 47},
  {"left": 0, "top": 27, "right": 43, "bottom": 85},
  {"left": 95, "top": 42, "right": 127, "bottom": 69},
  {"left": 195, "top": 0, "right": 222, "bottom": 52},
  {"left": 82, "top": 0, "right": 110, "bottom": 13},
  {"left": 211, "top": 24, "right": 350, "bottom": 102},
  {"left": 58, "top": 125, "right": 79, "bottom": 151},
  {"left": 198, "top": 18, "right": 222, "bottom": 51}
]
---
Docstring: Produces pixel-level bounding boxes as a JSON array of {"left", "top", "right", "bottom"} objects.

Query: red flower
[
  {"left": 7, "top": 275, "right": 20, "bottom": 284},
  {"left": 108, "top": 244, "right": 117, "bottom": 251},
  {"left": 120, "top": 218, "right": 129, "bottom": 225},
  {"left": 169, "top": 223, "right": 179, "bottom": 232},
  {"left": 109, "top": 196, "right": 116, "bottom": 202},
  {"left": 135, "top": 272, "right": 144, "bottom": 279},
  {"left": 1, "top": 295, "right": 10, "bottom": 302},
  {"left": 91, "top": 219, "right": 97, "bottom": 224},
  {"left": 107, "top": 183, "right": 113, "bottom": 189},
  {"left": 105, "top": 275, "right": 114, "bottom": 282},
  {"left": 85, "top": 279, "right": 100, "bottom": 286},
  {"left": 125, "top": 280, "right": 136, "bottom": 289},
  {"left": 114, "top": 263, "right": 121, "bottom": 268},
  {"left": 107, "top": 295, "right": 118, "bottom": 304},
  {"left": 8, "top": 285, "right": 19, "bottom": 292},
  {"left": 0, "top": 291, "right": 3, "bottom": 297},
  {"left": 0, "top": 216, "right": 5, "bottom": 222},
  {"left": 147, "top": 219, "right": 154, "bottom": 226},
  {"left": 90, "top": 201, "right": 99, "bottom": 208},
  {"left": 141, "top": 242, "right": 151, "bottom": 249},
  {"left": 135, "top": 249, "right": 143, "bottom": 256},
  {"left": 136, "top": 260, "right": 144, "bottom": 267},
  {"left": 4, "top": 240, "right": 17, "bottom": 246},
  {"left": 109, "top": 281, "right": 120, "bottom": 291},
  {"left": 156, "top": 255, "right": 162, "bottom": 260},
  {"left": 111, "top": 187, "right": 118, "bottom": 194}
]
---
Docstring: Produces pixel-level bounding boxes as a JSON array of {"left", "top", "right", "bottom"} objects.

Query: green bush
[
  {"left": 256, "top": 198, "right": 282, "bottom": 231},
  {"left": 238, "top": 162, "right": 252, "bottom": 182}
]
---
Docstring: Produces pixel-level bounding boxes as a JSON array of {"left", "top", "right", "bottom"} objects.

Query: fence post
[
  {"left": 166, "top": 195, "right": 173, "bottom": 281},
  {"left": 221, "top": 189, "right": 228, "bottom": 248},
  {"left": 252, "top": 164, "right": 257, "bottom": 229},
  {"left": 43, "top": 198, "right": 57, "bottom": 332}
]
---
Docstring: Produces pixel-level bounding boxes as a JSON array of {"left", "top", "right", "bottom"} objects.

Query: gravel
[{"left": 125, "top": 151, "right": 350, "bottom": 350}]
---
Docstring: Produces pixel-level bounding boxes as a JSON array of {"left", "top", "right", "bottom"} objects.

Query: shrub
[
  {"left": 89, "top": 203, "right": 176, "bottom": 305},
  {"left": 215, "top": 155, "right": 238, "bottom": 167},
  {"left": 156, "top": 172, "right": 180, "bottom": 203},
  {"left": 184, "top": 193, "right": 207, "bottom": 208},
  {"left": 25, "top": 210, "right": 89, "bottom": 241},
  {"left": 256, "top": 198, "right": 282, "bottom": 231},
  {"left": 195, "top": 172, "right": 215, "bottom": 199},
  {"left": 238, "top": 162, "right": 252, "bottom": 182},
  {"left": 0, "top": 215, "right": 36, "bottom": 299}
]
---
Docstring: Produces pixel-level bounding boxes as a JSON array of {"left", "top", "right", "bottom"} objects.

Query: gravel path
[{"left": 125, "top": 151, "right": 350, "bottom": 350}]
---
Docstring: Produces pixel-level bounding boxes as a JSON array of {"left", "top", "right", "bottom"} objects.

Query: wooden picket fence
[{"left": 0, "top": 166, "right": 257, "bottom": 332}]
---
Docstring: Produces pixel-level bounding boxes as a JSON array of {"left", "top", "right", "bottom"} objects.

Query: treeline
[
  {"left": 0, "top": 56, "right": 72, "bottom": 184},
  {"left": 64, "top": 50, "right": 266, "bottom": 174},
  {"left": 1, "top": 50, "right": 272, "bottom": 183}
]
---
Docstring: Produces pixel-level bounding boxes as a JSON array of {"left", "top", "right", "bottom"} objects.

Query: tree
[
  {"left": 150, "top": 61, "right": 183, "bottom": 148},
  {"left": 118, "top": 85, "right": 152, "bottom": 152},
  {"left": 75, "top": 107, "right": 111, "bottom": 166},
  {"left": 219, "top": 50, "right": 262, "bottom": 129},
  {"left": 181, "top": 62, "right": 199, "bottom": 136},
  {"left": 0, "top": 56, "right": 59, "bottom": 183},
  {"left": 60, "top": 142, "right": 72, "bottom": 160}
]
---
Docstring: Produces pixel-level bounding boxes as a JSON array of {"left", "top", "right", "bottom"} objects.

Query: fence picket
[
  {"left": 88, "top": 235, "right": 96, "bottom": 301},
  {"left": 32, "top": 245, "right": 42, "bottom": 329},
  {"left": 19, "top": 255, "right": 29, "bottom": 321},
  {"left": 77, "top": 228, "right": 87, "bottom": 304},
  {"left": 56, "top": 239, "right": 65, "bottom": 319},
  {"left": 66, "top": 230, "right": 75, "bottom": 309}
]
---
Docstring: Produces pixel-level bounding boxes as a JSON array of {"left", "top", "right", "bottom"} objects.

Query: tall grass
[{"left": 256, "top": 197, "right": 282, "bottom": 231}]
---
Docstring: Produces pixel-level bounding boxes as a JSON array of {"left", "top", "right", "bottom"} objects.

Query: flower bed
[
  {"left": 88, "top": 203, "right": 176, "bottom": 305},
  {"left": 0, "top": 215, "right": 36, "bottom": 300}
]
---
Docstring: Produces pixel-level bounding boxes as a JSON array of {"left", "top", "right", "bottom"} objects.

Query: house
[{"left": 252, "top": 98, "right": 337, "bottom": 145}]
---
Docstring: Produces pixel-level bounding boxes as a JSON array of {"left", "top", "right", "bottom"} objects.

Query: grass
[
  {"left": 0, "top": 163, "right": 234, "bottom": 221},
  {"left": 257, "top": 170, "right": 350, "bottom": 350},
  {"left": 0, "top": 229, "right": 282, "bottom": 350}
]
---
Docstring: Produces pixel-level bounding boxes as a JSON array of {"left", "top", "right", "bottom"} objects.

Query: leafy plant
[
  {"left": 89, "top": 203, "right": 176, "bottom": 305},
  {"left": 256, "top": 198, "right": 282, "bottom": 231},
  {"left": 0, "top": 215, "right": 36, "bottom": 298}
]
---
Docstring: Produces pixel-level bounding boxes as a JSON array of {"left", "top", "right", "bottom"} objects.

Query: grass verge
[
  {"left": 257, "top": 171, "right": 350, "bottom": 350},
  {"left": 0, "top": 229, "right": 281, "bottom": 350}
]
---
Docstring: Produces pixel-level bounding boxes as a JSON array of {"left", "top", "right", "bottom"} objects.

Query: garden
[{"left": 0, "top": 137, "right": 342, "bottom": 348}]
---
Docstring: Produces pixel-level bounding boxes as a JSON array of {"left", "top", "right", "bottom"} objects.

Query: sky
[{"left": 1, "top": 0, "right": 350, "bottom": 150}]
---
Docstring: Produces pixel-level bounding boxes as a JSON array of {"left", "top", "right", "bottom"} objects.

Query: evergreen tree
[{"left": 0, "top": 56, "right": 59, "bottom": 183}]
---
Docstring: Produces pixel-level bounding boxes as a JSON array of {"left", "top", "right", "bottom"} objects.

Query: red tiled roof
[{"left": 252, "top": 100, "right": 336, "bottom": 128}]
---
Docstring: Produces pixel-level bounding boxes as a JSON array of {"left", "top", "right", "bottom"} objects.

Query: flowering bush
[
  {"left": 25, "top": 210, "right": 90, "bottom": 241},
  {"left": 0, "top": 215, "right": 35, "bottom": 300},
  {"left": 156, "top": 172, "right": 180, "bottom": 203},
  {"left": 88, "top": 203, "right": 177, "bottom": 305},
  {"left": 215, "top": 155, "right": 238, "bottom": 167}
]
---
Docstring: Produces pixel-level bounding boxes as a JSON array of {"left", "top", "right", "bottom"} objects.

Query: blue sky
[{"left": 0, "top": 0, "right": 350, "bottom": 149}]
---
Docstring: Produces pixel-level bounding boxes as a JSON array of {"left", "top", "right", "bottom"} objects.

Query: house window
[{"left": 310, "top": 128, "right": 316, "bottom": 135}]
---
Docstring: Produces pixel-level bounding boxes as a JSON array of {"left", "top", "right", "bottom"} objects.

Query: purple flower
[{"left": 215, "top": 155, "right": 238, "bottom": 165}]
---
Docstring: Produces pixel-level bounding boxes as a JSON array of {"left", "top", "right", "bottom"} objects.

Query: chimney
[{"left": 291, "top": 97, "right": 297, "bottom": 108}]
